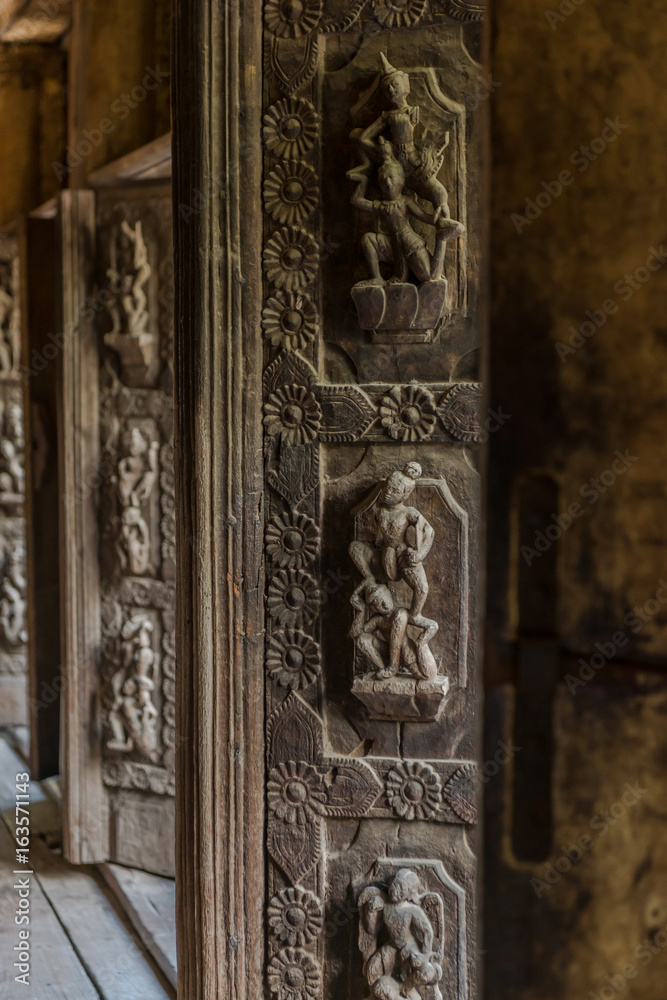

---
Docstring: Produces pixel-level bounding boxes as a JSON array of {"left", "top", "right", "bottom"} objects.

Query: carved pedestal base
[
  {"left": 104, "top": 331, "right": 158, "bottom": 387},
  {"left": 352, "top": 674, "right": 450, "bottom": 722},
  {"left": 351, "top": 280, "right": 448, "bottom": 344}
]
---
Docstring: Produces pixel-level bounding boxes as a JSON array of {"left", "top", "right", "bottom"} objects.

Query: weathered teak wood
[
  {"left": 20, "top": 215, "right": 62, "bottom": 779},
  {"left": 30, "top": 837, "right": 173, "bottom": 1000},
  {"left": 0, "top": 821, "right": 99, "bottom": 999},
  {"left": 88, "top": 134, "right": 173, "bottom": 187},
  {"left": 174, "top": 2, "right": 486, "bottom": 998},
  {"left": 59, "top": 179, "right": 176, "bottom": 876},
  {"left": 99, "top": 861, "right": 177, "bottom": 989},
  {"left": 173, "top": 1, "right": 265, "bottom": 997},
  {"left": 58, "top": 190, "right": 105, "bottom": 864}
]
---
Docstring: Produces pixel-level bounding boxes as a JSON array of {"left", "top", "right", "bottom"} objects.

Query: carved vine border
[{"left": 261, "top": 9, "right": 482, "bottom": 998}]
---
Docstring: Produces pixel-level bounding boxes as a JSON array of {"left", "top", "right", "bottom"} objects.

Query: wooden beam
[
  {"left": 0, "top": 0, "right": 71, "bottom": 43},
  {"left": 57, "top": 190, "right": 107, "bottom": 864},
  {"left": 88, "top": 133, "right": 172, "bottom": 187},
  {"left": 172, "top": 1, "right": 265, "bottom": 997}
]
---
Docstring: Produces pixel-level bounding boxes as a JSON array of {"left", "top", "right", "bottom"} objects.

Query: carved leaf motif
[
  {"left": 267, "top": 442, "right": 320, "bottom": 508},
  {"left": 442, "top": 0, "right": 485, "bottom": 20},
  {"left": 321, "top": 0, "right": 369, "bottom": 32},
  {"left": 438, "top": 383, "right": 484, "bottom": 443},
  {"left": 442, "top": 762, "right": 477, "bottom": 823},
  {"left": 267, "top": 35, "right": 320, "bottom": 97},
  {"left": 321, "top": 759, "right": 382, "bottom": 817},
  {"left": 268, "top": 812, "right": 323, "bottom": 885},
  {"left": 316, "top": 385, "right": 377, "bottom": 442},
  {"left": 263, "top": 349, "right": 317, "bottom": 396},
  {"left": 267, "top": 691, "right": 324, "bottom": 766}
]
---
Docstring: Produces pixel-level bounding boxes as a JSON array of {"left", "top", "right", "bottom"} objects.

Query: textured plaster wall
[
  {"left": 485, "top": 2, "right": 667, "bottom": 996},
  {"left": 488, "top": 0, "right": 667, "bottom": 662}
]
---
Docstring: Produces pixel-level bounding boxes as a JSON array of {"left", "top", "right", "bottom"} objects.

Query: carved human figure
[
  {"left": 350, "top": 581, "right": 437, "bottom": 681},
  {"left": 0, "top": 402, "right": 25, "bottom": 501},
  {"left": 107, "top": 220, "right": 152, "bottom": 337},
  {"left": 353, "top": 55, "right": 452, "bottom": 220},
  {"left": 358, "top": 869, "right": 444, "bottom": 1000},
  {"left": 115, "top": 428, "right": 159, "bottom": 575},
  {"left": 350, "top": 464, "right": 439, "bottom": 680},
  {"left": 0, "top": 259, "right": 19, "bottom": 374},
  {"left": 349, "top": 141, "right": 464, "bottom": 288},
  {"left": 0, "top": 539, "right": 27, "bottom": 647},
  {"left": 107, "top": 613, "right": 159, "bottom": 759}
]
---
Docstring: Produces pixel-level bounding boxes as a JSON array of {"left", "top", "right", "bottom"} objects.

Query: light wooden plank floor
[{"left": 0, "top": 733, "right": 175, "bottom": 999}]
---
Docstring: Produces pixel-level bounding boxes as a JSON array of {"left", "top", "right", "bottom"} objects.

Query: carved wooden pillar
[{"left": 174, "top": 1, "right": 486, "bottom": 997}]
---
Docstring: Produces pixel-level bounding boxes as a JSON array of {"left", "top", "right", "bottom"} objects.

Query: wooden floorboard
[
  {"left": 99, "top": 862, "right": 177, "bottom": 989},
  {"left": 0, "top": 736, "right": 45, "bottom": 812},
  {"left": 0, "top": 821, "right": 99, "bottom": 1000},
  {"left": 30, "top": 837, "right": 173, "bottom": 1000},
  {"left": 0, "top": 737, "right": 174, "bottom": 999}
]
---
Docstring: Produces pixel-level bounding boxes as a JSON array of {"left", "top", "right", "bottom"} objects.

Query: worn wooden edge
[
  {"left": 172, "top": 1, "right": 265, "bottom": 997},
  {"left": 57, "top": 190, "right": 107, "bottom": 864},
  {"left": 0, "top": 0, "right": 71, "bottom": 43},
  {"left": 88, "top": 134, "right": 172, "bottom": 188},
  {"left": 98, "top": 861, "right": 177, "bottom": 990}
]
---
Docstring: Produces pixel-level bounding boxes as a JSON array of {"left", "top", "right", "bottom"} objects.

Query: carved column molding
[
  {"left": 173, "top": 1, "right": 265, "bottom": 998},
  {"left": 174, "top": 1, "right": 485, "bottom": 997}
]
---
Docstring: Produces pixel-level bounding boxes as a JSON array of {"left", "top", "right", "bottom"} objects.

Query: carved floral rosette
[{"left": 261, "top": 7, "right": 481, "bottom": 999}]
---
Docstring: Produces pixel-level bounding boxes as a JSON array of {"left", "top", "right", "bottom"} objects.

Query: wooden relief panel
[
  {"left": 60, "top": 187, "right": 175, "bottom": 875},
  {"left": 96, "top": 190, "right": 175, "bottom": 871},
  {"left": 262, "top": 7, "right": 484, "bottom": 999},
  {"left": 0, "top": 234, "right": 28, "bottom": 723}
]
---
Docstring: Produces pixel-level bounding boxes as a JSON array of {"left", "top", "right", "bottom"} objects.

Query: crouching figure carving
[{"left": 358, "top": 868, "right": 445, "bottom": 1000}]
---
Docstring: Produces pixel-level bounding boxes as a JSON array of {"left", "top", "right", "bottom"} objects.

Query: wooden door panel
[{"left": 59, "top": 185, "right": 175, "bottom": 876}]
